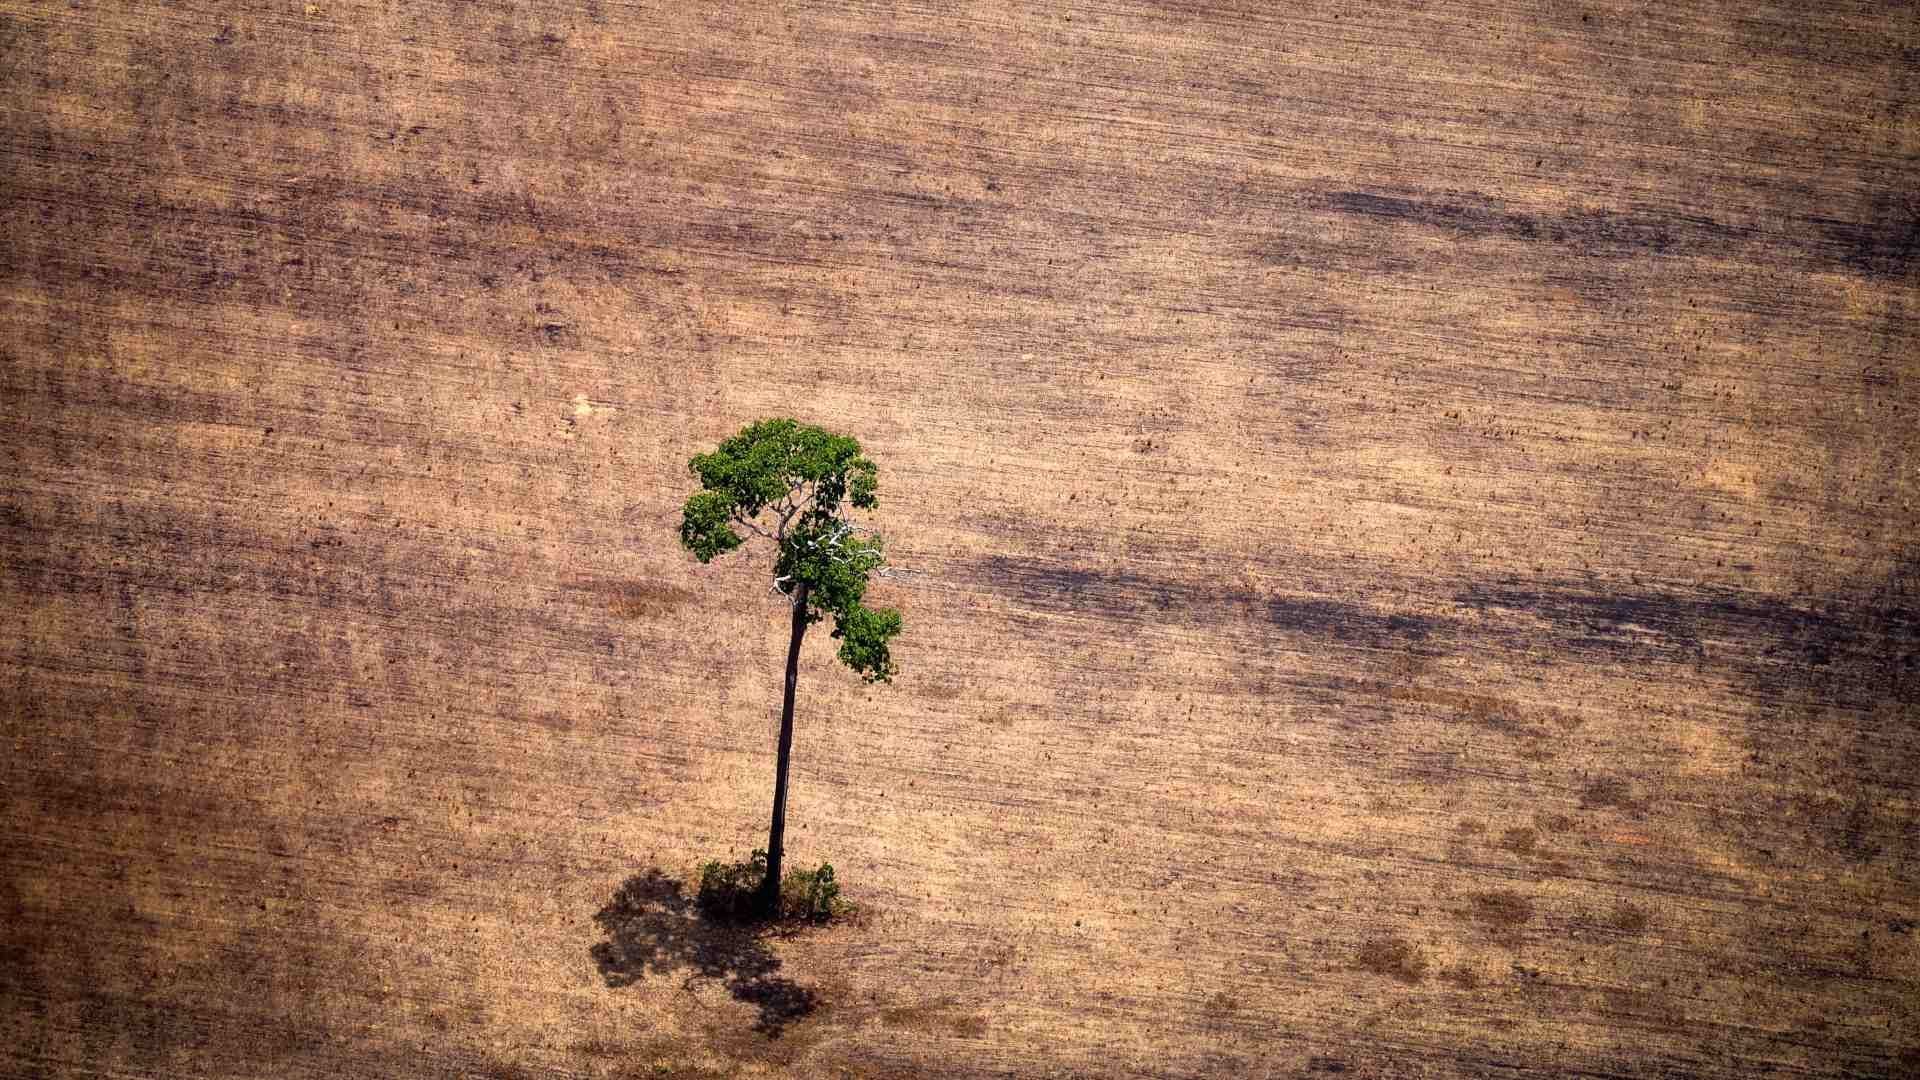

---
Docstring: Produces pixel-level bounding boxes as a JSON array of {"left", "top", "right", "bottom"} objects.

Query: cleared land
[{"left": 3, "top": 2, "right": 1917, "bottom": 1076}]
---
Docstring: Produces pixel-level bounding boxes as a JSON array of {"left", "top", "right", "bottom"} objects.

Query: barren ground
[{"left": 3, "top": 2, "right": 1918, "bottom": 1077}]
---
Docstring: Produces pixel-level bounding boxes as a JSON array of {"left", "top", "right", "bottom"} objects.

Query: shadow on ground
[{"left": 590, "top": 870, "right": 820, "bottom": 1036}]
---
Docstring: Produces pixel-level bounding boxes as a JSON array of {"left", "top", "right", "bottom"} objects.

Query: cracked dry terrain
[{"left": 3, "top": 2, "right": 1917, "bottom": 1077}]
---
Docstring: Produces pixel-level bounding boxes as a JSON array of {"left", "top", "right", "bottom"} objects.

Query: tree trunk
[{"left": 758, "top": 580, "right": 809, "bottom": 916}]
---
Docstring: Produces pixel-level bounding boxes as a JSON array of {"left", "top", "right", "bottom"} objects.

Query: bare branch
[
  {"left": 731, "top": 512, "right": 773, "bottom": 541},
  {"left": 776, "top": 480, "right": 815, "bottom": 538}
]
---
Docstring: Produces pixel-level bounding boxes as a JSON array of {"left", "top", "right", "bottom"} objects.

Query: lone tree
[{"left": 678, "top": 418, "right": 903, "bottom": 915}]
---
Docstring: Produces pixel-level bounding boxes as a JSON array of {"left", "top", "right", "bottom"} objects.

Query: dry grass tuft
[
  {"left": 600, "top": 580, "right": 698, "bottom": 620},
  {"left": 1498, "top": 827, "right": 1538, "bottom": 856},
  {"left": 1354, "top": 937, "right": 1429, "bottom": 984},
  {"left": 1440, "top": 965, "right": 1481, "bottom": 990},
  {"left": 1581, "top": 777, "right": 1633, "bottom": 809},
  {"left": 1609, "top": 902, "right": 1652, "bottom": 934},
  {"left": 878, "top": 1001, "right": 988, "bottom": 1038},
  {"left": 1468, "top": 891, "right": 1535, "bottom": 929}
]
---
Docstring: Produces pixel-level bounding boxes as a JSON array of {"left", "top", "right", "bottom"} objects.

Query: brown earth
[{"left": 3, "top": 1, "right": 1918, "bottom": 1077}]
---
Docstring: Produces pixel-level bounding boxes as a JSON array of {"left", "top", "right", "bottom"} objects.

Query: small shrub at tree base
[
  {"left": 697, "top": 850, "right": 769, "bottom": 923},
  {"left": 695, "top": 852, "right": 852, "bottom": 925},
  {"left": 779, "top": 863, "right": 848, "bottom": 923}
]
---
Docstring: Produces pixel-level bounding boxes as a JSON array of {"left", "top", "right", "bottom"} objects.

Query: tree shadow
[{"left": 589, "top": 870, "right": 820, "bottom": 1037}]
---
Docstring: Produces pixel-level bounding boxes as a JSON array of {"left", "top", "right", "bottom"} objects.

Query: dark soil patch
[
  {"left": 1354, "top": 937, "right": 1429, "bottom": 985},
  {"left": 1609, "top": 902, "right": 1652, "bottom": 934},
  {"left": 1498, "top": 827, "right": 1538, "bottom": 856},
  {"left": 1581, "top": 777, "right": 1634, "bottom": 810},
  {"left": 878, "top": 1001, "right": 989, "bottom": 1038},
  {"left": 1468, "top": 891, "right": 1536, "bottom": 929}
]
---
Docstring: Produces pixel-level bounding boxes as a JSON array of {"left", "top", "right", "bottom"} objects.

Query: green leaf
[
  {"left": 778, "top": 517, "right": 883, "bottom": 614},
  {"left": 848, "top": 456, "right": 878, "bottom": 509},
  {"left": 831, "top": 603, "right": 902, "bottom": 683},
  {"left": 679, "top": 418, "right": 904, "bottom": 681},
  {"left": 687, "top": 418, "right": 868, "bottom": 523},
  {"left": 679, "top": 490, "right": 742, "bottom": 563}
]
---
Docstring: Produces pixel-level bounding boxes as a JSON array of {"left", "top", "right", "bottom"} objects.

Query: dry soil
[{"left": 3, "top": 2, "right": 1918, "bottom": 1077}]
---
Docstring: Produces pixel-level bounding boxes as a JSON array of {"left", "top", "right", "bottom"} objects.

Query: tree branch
[
  {"left": 731, "top": 512, "right": 773, "bottom": 541},
  {"left": 776, "top": 480, "right": 815, "bottom": 538}
]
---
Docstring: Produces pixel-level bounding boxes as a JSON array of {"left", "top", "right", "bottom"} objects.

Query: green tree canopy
[{"left": 679, "top": 417, "right": 901, "bottom": 682}]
